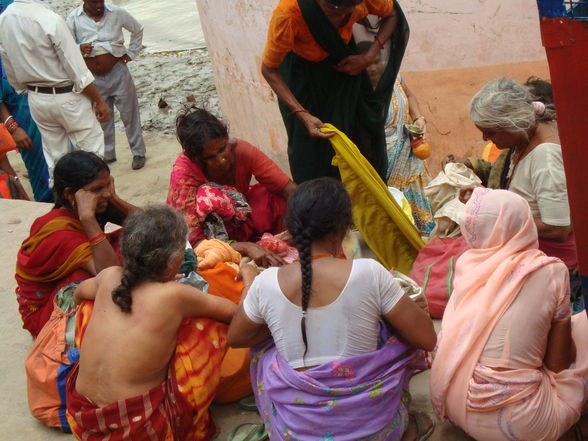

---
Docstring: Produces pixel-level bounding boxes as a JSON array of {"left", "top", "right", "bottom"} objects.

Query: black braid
[
  {"left": 112, "top": 265, "right": 140, "bottom": 313},
  {"left": 285, "top": 177, "right": 353, "bottom": 365},
  {"left": 296, "top": 229, "right": 313, "bottom": 359}
]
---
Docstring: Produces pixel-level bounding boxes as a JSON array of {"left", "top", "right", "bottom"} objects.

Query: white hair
[{"left": 470, "top": 77, "right": 537, "bottom": 138}]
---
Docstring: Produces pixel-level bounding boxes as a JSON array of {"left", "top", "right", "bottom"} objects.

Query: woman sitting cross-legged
[
  {"left": 228, "top": 177, "right": 437, "bottom": 441},
  {"left": 167, "top": 105, "right": 297, "bottom": 268},
  {"left": 15, "top": 151, "right": 138, "bottom": 338},
  {"left": 431, "top": 187, "right": 588, "bottom": 441},
  {"left": 66, "top": 206, "right": 237, "bottom": 441}
]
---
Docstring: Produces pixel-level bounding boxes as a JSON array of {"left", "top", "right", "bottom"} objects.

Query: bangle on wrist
[
  {"left": 88, "top": 232, "right": 107, "bottom": 246},
  {"left": 291, "top": 108, "right": 309, "bottom": 116},
  {"left": 374, "top": 35, "right": 385, "bottom": 50},
  {"left": 413, "top": 115, "right": 426, "bottom": 124},
  {"left": 4, "top": 115, "right": 14, "bottom": 125}
]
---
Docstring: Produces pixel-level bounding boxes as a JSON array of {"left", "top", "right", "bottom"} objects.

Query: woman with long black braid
[{"left": 228, "top": 177, "right": 437, "bottom": 441}]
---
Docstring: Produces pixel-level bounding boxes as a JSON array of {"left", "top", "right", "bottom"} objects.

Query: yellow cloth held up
[{"left": 324, "top": 124, "right": 424, "bottom": 274}]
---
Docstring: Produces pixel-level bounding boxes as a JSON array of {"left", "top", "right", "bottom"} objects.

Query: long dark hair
[
  {"left": 112, "top": 205, "right": 188, "bottom": 313},
  {"left": 284, "top": 178, "right": 353, "bottom": 359},
  {"left": 52, "top": 151, "right": 109, "bottom": 209}
]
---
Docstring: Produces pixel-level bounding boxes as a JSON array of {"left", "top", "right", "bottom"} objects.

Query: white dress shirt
[
  {"left": 66, "top": 3, "right": 143, "bottom": 60},
  {"left": 0, "top": 0, "right": 94, "bottom": 94}
]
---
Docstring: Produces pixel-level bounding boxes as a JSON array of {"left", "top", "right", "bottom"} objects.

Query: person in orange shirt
[{"left": 261, "top": 0, "right": 408, "bottom": 183}]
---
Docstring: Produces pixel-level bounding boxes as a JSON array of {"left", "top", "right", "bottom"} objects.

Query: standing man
[
  {"left": 0, "top": 0, "right": 110, "bottom": 178},
  {"left": 66, "top": 0, "right": 147, "bottom": 170}
]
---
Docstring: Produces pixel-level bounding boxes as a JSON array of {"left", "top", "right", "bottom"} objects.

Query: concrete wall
[{"left": 196, "top": 0, "right": 549, "bottom": 176}]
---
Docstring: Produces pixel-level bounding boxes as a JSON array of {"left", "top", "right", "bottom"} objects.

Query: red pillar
[{"left": 538, "top": 17, "right": 588, "bottom": 293}]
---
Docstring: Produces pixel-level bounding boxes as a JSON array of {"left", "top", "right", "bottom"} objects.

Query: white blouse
[{"left": 243, "top": 258, "right": 404, "bottom": 369}]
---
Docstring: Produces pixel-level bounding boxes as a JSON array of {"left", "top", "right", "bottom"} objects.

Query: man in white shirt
[
  {"left": 0, "top": 0, "right": 110, "bottom": 179},
  {"left": 66, "top": 0, "right": 146, "bottom": 170}
]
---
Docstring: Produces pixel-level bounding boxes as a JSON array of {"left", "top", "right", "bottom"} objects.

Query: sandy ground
[{"left": 1, "top": 133, "right": 473, "bottom": 440}]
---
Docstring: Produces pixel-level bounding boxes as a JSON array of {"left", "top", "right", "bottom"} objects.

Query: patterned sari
[
  {"left": 251, "top": 326, "right": 427, "bottom": 441},
  {"left": 385, "top": 75, "right": 434, "bottom": 235},
  {"left": 15, "top": 208, "right": 93, "bottom": 337}
]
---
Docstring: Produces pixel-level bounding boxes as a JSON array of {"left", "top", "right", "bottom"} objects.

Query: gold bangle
[{"left": 414, "top": 115, "right": 426, "bottom": 123}]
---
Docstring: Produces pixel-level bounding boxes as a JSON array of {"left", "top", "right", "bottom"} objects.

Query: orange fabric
[
  {"left": 263, "top": 0, "right": 394, "bottom": 68},
  {"left": 199, "top": 262, "right": 253, "bottom": 402},
  {"left": 482, "top": 142, "right": 501, "bottom": 162},
  {"left": 0, "top": 122, "right": 17, "bottom": 155},
  {"left": 25, "top": 293, "right": 78, "bottom": 432}
]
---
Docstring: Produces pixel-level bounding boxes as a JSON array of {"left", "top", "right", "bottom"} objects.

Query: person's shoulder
[
  {"left": 273, "top": 0, "right": 301, "bottom": 15},
  {"left": 105, "top": 3, "right": 130, "bottom": 17},
  {"left": 66, "top": 5, "right": 84, "bottom": 20},
  {"left": 529, "top": 142, "right": 563, "bottom": 164}
]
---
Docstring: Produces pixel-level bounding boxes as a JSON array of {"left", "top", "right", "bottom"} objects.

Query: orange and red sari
[{"left": 15, "top": 208, "right": 93, "bottom": 338}]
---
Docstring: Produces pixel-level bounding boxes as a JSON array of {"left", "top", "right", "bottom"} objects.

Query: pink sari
[{"left": 430, "top": 188, "right": 588, "bottom": 441}]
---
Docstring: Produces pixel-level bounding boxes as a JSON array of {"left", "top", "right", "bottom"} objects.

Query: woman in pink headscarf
[{"left": 430, "top": 187, "right": 588, "bottom": 441}]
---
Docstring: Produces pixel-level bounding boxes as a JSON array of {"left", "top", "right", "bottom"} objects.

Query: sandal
[
  {"left": 238, "top": 395, "right": 258, "bottom": 412},
  {"left": 410, "top": 412, "right": 435, "bottom": 441},
  {"left": 226, "top": 423, "right": 268, "bottom": 441}
]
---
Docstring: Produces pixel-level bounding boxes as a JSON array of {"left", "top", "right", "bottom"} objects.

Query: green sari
[{"left": 279, "top": 0, "right": 409, "bottom": 183}]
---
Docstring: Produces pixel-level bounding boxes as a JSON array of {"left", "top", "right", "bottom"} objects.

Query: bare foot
[{"left": 401, "top": 412, "right": 435, "bottom": 441}]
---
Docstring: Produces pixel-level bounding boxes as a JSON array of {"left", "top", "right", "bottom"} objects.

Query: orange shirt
[{"left": 262, "top": 0, "right": 394, "bottom": 68}]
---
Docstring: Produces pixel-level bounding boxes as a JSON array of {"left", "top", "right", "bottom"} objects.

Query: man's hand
[
  {"left": 94, "top": 100, "right": 111, "bottom": 123},
  {"left": 80, "top": 43, "right": 93, "bottom": 58},
  {"left": 297, "top": 112, "right": 335, "bottom": 139},
  {"left": 11, "top": 127, "right": 33, "bottom": 150},
  {"left": 120, "top": 54, "right": 132, "bottom": 64},
  {"left": 335, "top": 54, "right": 372, "bottom": 76}
]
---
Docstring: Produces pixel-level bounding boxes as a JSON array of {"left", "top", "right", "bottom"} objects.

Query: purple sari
[{"left": 251, "top": 328, "right": 427, "bottom": 441}]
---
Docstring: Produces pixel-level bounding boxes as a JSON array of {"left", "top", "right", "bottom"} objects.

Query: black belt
[{"left": 27, "top": 85, "right": 74, "bottom": 94}]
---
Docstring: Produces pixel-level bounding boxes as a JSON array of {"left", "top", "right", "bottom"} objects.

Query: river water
[{"left": 111, "top": 0, "right": 205, "bottom": 53}]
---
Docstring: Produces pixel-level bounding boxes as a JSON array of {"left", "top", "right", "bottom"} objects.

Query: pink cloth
[
  {"left": 167, "top": 139, "right": 290, "bottom": 245},
  {"left": 430, "top": 188, "right": 588, "bottom": 441}
]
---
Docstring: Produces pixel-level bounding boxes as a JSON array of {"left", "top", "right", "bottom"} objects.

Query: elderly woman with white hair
[{"left": 450, "top": 77, "right": 582, "bottom": 308}]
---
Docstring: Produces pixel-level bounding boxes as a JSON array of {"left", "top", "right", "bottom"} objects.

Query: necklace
[{"left": 294, "top": 253, "right": 333, "bottom": 263}]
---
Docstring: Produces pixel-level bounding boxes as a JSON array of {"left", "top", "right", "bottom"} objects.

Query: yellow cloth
[
  {"left": 195, "top": 239, "right": 241, "bottom": 271},
  {"left": 324, "top": 124, "right": 424, "bottom": 274}
]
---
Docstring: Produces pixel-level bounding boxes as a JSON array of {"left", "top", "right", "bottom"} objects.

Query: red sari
[
  {"left": 167, "top": 139, "right": 290, "bottom": 245},
  {"left": 15, "top": 209, "right": 93, "bottom": 338}
]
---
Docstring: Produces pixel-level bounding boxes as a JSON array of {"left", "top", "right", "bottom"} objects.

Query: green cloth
[
  {"left": 468, "top": 149, "right": 512, "bottom": 189},
  {"left": 279, "top": 0, "right": 409, "bottom": 183}
]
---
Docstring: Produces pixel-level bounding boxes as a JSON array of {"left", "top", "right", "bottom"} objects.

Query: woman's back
[
  {"left": 480, "top": 261, "right": 570, "bottom": 370},
  {"left": 76, "top": 267, "right": 183, "bottom": 406},
  {"left": 244, "top": 258, "right": 404, "bottom": 368}
]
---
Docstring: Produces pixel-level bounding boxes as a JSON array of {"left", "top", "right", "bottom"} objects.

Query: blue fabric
[
  {"left": 536, "top": 0, "right": 566, "bottom": 17},
  {"left": 56, "top": 347, "right": 79, "bottom": 433},
  {"left": 0, "top": 0, "right": 53, "bottom": 202}
]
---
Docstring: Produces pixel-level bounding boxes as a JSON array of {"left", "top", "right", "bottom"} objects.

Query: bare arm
[
  {"left": 74, "top": 276, "right": 99, "bottom": 304},
  {"left": 228, "top": 265, "right": 271, "bottom": 347},
  {"left": 534, "top": 218, "right": 571, "bottom": 242},
  {"left": 107, "top": 176, "right": 140, "bottom": 218},
  {"left": 335, "top": 9, "right": 398, "bottom": 76},
  {"left": 1, "top": 103, "right": 32, "bottom": 149},
  {"left": 261, "top": 63, "right": 334, "bottom": 139},
  {"left": 279, "top": 180, "right": 297, "bottom": 199},
  {"left": 0, "top": 153, "right": 17, "bottom": 176},
  {"left": 76, "top": 189, "right": 121, "bottom": 274},
  {"left": 404, "top": 81, "right": 426, "bottom": 131},
  {"left": 171, "top": 283, "right": 237, "bottom": 323},
  {"left": 384, "top": 295, "right": 437, "bottom": 351},
  {"left": 231, "top": 241, "right": 285, "bottom": 268},
  {"left": 544, "top": 318, "right": 576, "bottom": 372}
]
